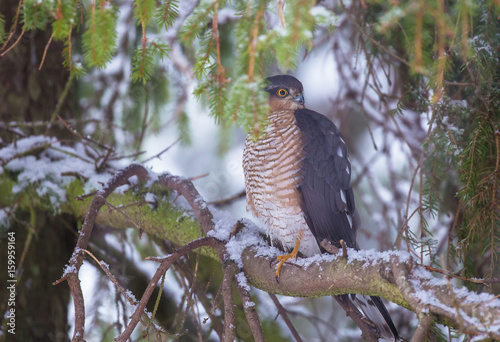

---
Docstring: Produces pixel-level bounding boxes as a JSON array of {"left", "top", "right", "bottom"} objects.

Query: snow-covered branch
[{"left": 67, "top": 163, "right": 500, "bottom": 340}]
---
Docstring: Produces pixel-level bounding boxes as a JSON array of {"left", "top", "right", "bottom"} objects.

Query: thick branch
[
  {"left": 59, "top": 164, "right": 500, "bottom": 340},
  {"left": 241, "top": 248, "right": 500, "bottom": 339}
]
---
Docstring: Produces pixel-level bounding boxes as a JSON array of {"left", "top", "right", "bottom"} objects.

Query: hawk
[{"left": 242, "top": 75, "right": 399, "bottom": 341}]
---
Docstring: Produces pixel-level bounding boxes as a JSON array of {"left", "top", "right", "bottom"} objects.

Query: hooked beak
[{"left": 293, "top": 93, "right": 305, "bottom": 106}]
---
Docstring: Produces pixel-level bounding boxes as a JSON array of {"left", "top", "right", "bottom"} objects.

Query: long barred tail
[{"left": 335, "top": 294, "right": 399, "bottom": 341}]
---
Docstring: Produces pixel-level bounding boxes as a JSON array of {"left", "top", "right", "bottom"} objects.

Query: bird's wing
[
  {"left": 295, "top": 109, "right": 399, "bottom": 341},
  {"left": 294, "top": 108, "right": 359, "bottom": 249}
]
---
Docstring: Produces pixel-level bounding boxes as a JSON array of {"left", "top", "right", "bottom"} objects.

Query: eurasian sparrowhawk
[{"left": 243, "top": 75, "right": 399, "bottom": 341}]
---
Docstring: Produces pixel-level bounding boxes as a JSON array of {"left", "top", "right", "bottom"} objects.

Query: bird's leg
[{"left": 274, "top": 230, "right": 303, "bottom": 282}]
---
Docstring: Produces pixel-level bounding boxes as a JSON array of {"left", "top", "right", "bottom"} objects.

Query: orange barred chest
[{"left": 242, "top": 112, "right": 320, "bottom": 256}]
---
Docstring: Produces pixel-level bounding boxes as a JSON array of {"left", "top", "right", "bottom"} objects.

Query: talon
[{"left": 273, "top": 231, "right": 303, "bottom": 281}]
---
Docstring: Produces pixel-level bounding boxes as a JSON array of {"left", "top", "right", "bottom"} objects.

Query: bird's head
[{"left": 265, "top": 75, "right": 305, "bottom": 111}]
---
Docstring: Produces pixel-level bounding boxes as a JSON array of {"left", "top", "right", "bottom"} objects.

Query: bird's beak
[{"left": 293, "top": 93, "right": 304, "bottom": 106}]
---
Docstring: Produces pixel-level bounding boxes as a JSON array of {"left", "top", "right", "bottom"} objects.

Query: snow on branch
[{"left": 45, "top": 162, "right": 500, "bottom": 341}]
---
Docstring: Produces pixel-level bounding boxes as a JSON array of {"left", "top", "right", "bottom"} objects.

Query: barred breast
[{"left": 242, "top": 111, "right": 321, "bottom": 257}]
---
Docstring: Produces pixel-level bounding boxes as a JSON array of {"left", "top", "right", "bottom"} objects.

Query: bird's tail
[{"left": 335, "top": 294, "right": 399, "bottom": 341}]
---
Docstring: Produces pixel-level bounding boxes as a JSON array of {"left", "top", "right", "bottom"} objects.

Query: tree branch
[
  {"left": 269, "top": 293, "right": 304, "bottom": 342},
  {"left": 59, "top": 164, "right": 500, "bottom": 340},
  {"left": 54, "top": 163, "right": 149, "bottom": 341},
  {"left": 236, "top": 276, "right": 266, "bottom": 342},
  {"left": 116, "top": 237, "right": 222, "bottom": 342}
]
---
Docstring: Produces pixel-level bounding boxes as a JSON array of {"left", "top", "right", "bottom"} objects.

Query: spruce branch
[{"left": 0, "top": 0, "right": 22, "bottom": 51}]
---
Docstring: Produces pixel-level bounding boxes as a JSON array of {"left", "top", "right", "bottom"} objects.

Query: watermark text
[{"left": 6, "top": 231, "right": 16, "bottom": 334}]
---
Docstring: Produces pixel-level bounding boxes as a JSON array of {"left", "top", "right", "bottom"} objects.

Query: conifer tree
[{"left": 1, "top": 0, "right": 499, "bottom": 341}]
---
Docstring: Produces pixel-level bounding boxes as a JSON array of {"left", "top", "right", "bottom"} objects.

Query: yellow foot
[{"left": 272, "top": 231, "right": 303, "bottom": 282}]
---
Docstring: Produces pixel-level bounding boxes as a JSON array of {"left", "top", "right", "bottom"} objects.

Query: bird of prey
[{"left": 242, "top": 75, "right": 399, "bottom": 341}]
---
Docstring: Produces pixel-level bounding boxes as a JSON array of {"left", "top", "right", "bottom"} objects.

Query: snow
[
  {"left": 209, "top": 207, "right": 276, "bottom": 268},
  {"left": 310, "top": 5, "right": 339, "bottom": 28},
  {"left": 0, "top": 136, "right": 166, "bottom": 213},
  {"left": 408, "top": 264, "right": 500, "bottom": 333},
  {"left": 144, "top": 192, "right": 156, "bottom": 207},
  {"left": 454, "top": 287, "right": 500, "bottom": 308},
  {"left": 0, "top": 208, "right": 10, "bottom": 228},
  {"left": 236, "top": 272, "right": 250, "bottom": 292},
  {"left": 347, "top": 248, "right": 411, "bottom": 267}
]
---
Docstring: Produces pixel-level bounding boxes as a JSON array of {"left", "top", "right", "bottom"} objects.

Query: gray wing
[
  {"left": 294, "top": 109, "right": 399, "bottom": 341},
  {"left": 294, "top": 108, "right": 359, "bottom": 249}
]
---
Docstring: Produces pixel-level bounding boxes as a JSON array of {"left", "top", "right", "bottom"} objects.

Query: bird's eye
[{"left": 277, "top": 89, "right": 288, "bottom": 97}]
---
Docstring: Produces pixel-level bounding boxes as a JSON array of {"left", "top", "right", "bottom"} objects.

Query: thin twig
[
  {"left": 0, "top": 29, "right": 25, "bottom": 56},
  {"left": 45, "top": 76, "right": 75, "bottom": 135},
  {"left": 116, "top": 237, "right": 222, "bottom": 342},
  {"left": 422, "top": 265, "right": 500, "bottom": 284},
  {"left": 39, "top": 32, "right": 54, "bottom": 70},
  {"left": 57, "top": 115, "right": 113, "bottom": 152},
  {"left": 143, "top": 137, "right": 181, "bottom": 163},
  {"left": 269, "top": 293, "right": 304, "bottom": 342},
  {"left": 53, "top": 164, "right": 149, "bottom": 341},
  {"left": 159, "top": 174, "right": 215, "bottom": 234},
  {"left": 339, "top": 240, "right": 348, "bottom": 259},
  {"left": 1, "top": 0, "right": 23, "bottom": 51},
  {"left": 208, "top": 190, "right": 246, "bottom": 206},
  {"left": 320, "top": 239, "right": 340, "bottom": 254},
  {"left": 338, "top": 0, "right": 413, "bottom": 69}
]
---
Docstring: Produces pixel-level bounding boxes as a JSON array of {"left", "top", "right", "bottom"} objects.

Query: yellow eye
[{"left": 277, "top": 89, "right": 288, "bottom": 97}]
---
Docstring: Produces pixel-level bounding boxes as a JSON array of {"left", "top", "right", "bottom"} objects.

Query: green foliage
[
  {"left": 3, "top": 0, "right": 500, "bottom": 339},
  {"left": 264, "top": 0, "right": 316, "bottom": 71},
  {"left": 221, "top": 75, "right": 269, "bottom": 136},
  {"left": 374, "top": 0, "right": 500, "bottom": 282},
  {"left": 133, "top": 0, "right": 156, "bottom": 26},
  {"left": 0, "top": 13, "right": 5, "bottom": 44},
  {"left": 179, "top": 0, "right": 215, "bottom": 43},
  {"left": 21, "top": 0, "right": 76, "bottom": 40},
  {"left": 82, "top": 0, "right": 118, "bottom": 68},
  {"left": 62, "top": 39, "right": 85, "bottom": 79},
  {"left": 155, "top": 0, "right": 179, "bottom": 30},
  {"left": 51, "top": 0, "right": 76, "bottom": 41},
  {"left": 177, "top": 112, "right": 192, "bottom": 145},
  {"left": 184, "top": 0, "right": 334, "bottom": 135},
  {"left": 131, "top": 42, "right": 170, "bottom": 84},
  {"left": 457, "top": 113, "right": 499, "bottom": 274},
  {"left": 22, "top": 0, "right": 50, "bottom": 31}
]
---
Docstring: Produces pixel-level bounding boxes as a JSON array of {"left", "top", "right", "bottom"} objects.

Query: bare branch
[
  {"left": 236, "top": 277, "right": 265, "bottom": 342},
  {"left": 54, "top": 163, "right": 149, "bottom": 341},
  {"left": 158, "top": 174, "right": 215, "bottom": 235},
  {"left": 410, "top": 314, "right": 434, "bottom": 342},
  {"left": 221, "top": 263, "right": 237, "bottom": 342},
  {"left": 269, "top": 293, "right": 304, "bottom": 342},
  {"left": 116, "top": 237, "right": 223, "bottom": 342}
]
